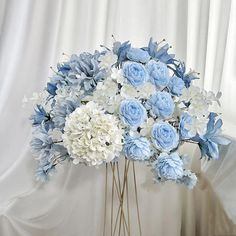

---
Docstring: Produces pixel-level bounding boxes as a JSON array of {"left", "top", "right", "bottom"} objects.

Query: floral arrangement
[{"left": 29, "top": 38, "right": 230, "bottom": 189}]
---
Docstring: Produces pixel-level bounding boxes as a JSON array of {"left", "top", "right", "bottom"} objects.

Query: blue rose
[
  {"left": 179, "top": 112, "right": 194, "bottom": 139},
  {"left": 123, "top": 62, "right": 148, "bottom": 87},
  {"left": 168, "top": 76, "right": 185, "bottom": 96},
  {"left": 146, "top": 60, "right": 170, "bottom": 88},
  {"left": 151, "top": 122, "right": 179, "bottom": 152},
  {"left": 126, "top": 48, "right": 150, "bottom": 63},
  {"left": 146, "top": 91, "right": 175, "bottom": 119},
  {"left": 152, "top": 152, "right": 184, "bottom": 180},
  {"left": 123, "top": 136, "right": 151, "bottom": 161},
  {"left": 119, "top": 99, "right": 147, "bottom": 127}
]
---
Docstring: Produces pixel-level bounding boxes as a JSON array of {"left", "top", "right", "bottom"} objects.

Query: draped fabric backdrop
[{"left": 0, "top": 0, "right": 236, "bottom": 235}]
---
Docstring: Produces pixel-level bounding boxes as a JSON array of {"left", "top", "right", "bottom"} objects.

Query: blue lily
[
  {"left": 57, "top": 61, "right": 71, "bottom": 75},
  {"left": 174, "top": 61, "right": 199, "bottom": 88},
  {"left": 30, "top": 105, "right": 54, "bottom": 131},
  {"left": 142, "top": 38, "right": 175, "bottom": 64},
  {"left": 47, "top": 82, "right": 57, "bottom": 96},
  {"left": 192, "top": 113, "right": 231, "bottom": 160},
  {"left": 113, "top": 41, "right": 131, "bottom": 64}
]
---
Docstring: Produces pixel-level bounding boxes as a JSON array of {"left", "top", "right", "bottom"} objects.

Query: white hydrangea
[
  {"left": 140, "top": 117, "right": 155, "bottom": 136},
  {"left": 86, "top": 78, "right": 122, "bottom": 113},
  {"left": 180, "top": 86, "right": 220, "bottom": 118},
  {"left": 120, "top": 84, "right": 138, "bottom": 99},
  {"left": 188, "top": 96, "right": 209, "bottom": 117},
  {"left": 62, "top": 101, "right": 124, "bottom": 166},
  {"left": 22, "top": 91, "right": 48, "bottom": 107},
  {"left": 120, "top": 82, "right": 155, "bottom": 100},
  {"left": 96, "top": 79, "right": 118, "bottom": 97},
  {"left": 138, "top": 83, "right": 156, "bottom": 99},
  {"left": 55, "top": 85, "right": 83, "bottom": 102},
  {"left": 110, "top": 68, "right": 124, "bottom": 84},
  {"left": 180, "top": 86, "right": 200, "bottom": 102},
  {"left": 98, "top": 51, "right": 118, "bottom": 69},
  {"left": 22, "top": 91, "right": 53, "bottom": 112},
  {"left": 185, "top": 115, "right": 208, "bottom": 136}
]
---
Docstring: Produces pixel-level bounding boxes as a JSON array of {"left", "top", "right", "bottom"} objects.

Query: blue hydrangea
[
  {"left": 123, "top": 136, "right": 151, "bottom": 161},
  {"left": 179, "top": 112, "right": 194, "bottom": 139},
  {"left": 152, "top": 153, "right": 184, "bottom": 181},
  {"left": 34, "top": 144, "right": 68, "bottom": 182},
  {"left": 30, "top": 125, "right": 54, "bottom": 163},
  {"left": 192, "top": 113, "right": 231, "bottom": 160},
  {"left": 119, "top": 99, "right": 147, "bottom": 127},
  {"left": 47, "top": 73, "right": 79, "bottom": 97},
  {"left": 151, "top": 122, "right": 179, "bottom": 152},
  {"left": 168, "top": 76, "right": 185, "bottom": 96},
  {"left": 48, "top": 52, "right": 106, "bottom": 96},
  {"left": 146, "top": 60, "right": 170, "bottom": 88},
  {"left": 126, "top": 48, "right": 150, "bottom": 63},
  {"left": 31, "top": 124, "right": 68, "bottom": 182},
  {"left": 146, "top": 91, "right": 175, "bottom": 119},
  {"left": 123, "top": 62, "right": 148, "bottom": 87},
  {"left": 52, "top": 97, "right": 80, "bottom": 130}
]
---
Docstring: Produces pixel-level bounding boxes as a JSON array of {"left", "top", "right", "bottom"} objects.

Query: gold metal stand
[{"left": 103, "top": 160, "right": 142, "bottom": 236}]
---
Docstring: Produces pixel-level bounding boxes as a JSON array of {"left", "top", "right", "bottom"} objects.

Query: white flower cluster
[
  {"left": 179, "top": 86, "right": 221, "bottom": 136},
  {"left": 62, "top": 101, "right": 124, "bottom": 166},
  {"left": 98, "top": 51, "right": 118, "bottom": 69},
  {"left": 55, "top": 84, "right": 83, "bottom": 102},
  {"left": 85, "top": 67, "right": 156, "bottom": 114}
]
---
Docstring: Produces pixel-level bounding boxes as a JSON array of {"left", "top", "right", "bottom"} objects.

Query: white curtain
[{"left": 0, "top": 0, "right": 236, "bottom": 235}]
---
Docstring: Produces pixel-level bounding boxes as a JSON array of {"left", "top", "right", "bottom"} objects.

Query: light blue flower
[
  {"left": 126, "top": 48, "right": 150, "bottom": 63},
  {"left": 179, "top": 112, "right": 194, "bottom": 139},
  {"left": 50, "top": 52, "right": 106, "bottom": 94},
  {"left": 143, "top": 38, "right": 175, "bottom": 64},
  {"left": 47, "top": 82, "right": 57, "bottom": 96},
  {"left": 30, "top": 105, "right": 54, "bottom": 131},
  {"left": 123, "top": 136, "right": 151, "bottom": 161},
  {"left": 57, "top": 60, "right": 71, "bottom": 76},
  {"left": 35, "top": 163, "right": 56, "bottom": 182},
  {"left": 47, "top": 72, "right": 79, "bottom": 97},
  {"left": 146, "top": 60, "right": 170, "bottom": 88},
  {"left": 30, "top": 125, "right": 54, "bottom": 162},
  {"left": 113, "top": 41, "right": 131, "bottom": 64},
  {"left": 65, "top": 53, "right": 101, "bottom": 79},
  {"left": 152, "top": 153, "right": 184, "bottom": 181},
  {"left": 71, "top": 52, "right": 106, "bottom": 91},
  {"left": 31, "top": 124, "right": 69, "bottom": 182},
  {"left": 119, "top": 99, "right": 147, "bottom": 127},
  {"left": 192, "top": 112, "right": 231, "bottom": 159},
  {"left": 151, "top": 122, "right": 179, "bottom": 152},
  {"left": 123, "top": 62, "right": 148, "bottom": 87},
  {"left": 174, "top": 61, "right": 199, "bottom": 88},
  {"left": 177, "top": 170, "right": 197, "bottom": 189},
  {"left": 146, "top": 91, "right": 175, "bottom": 119},
  {"left": 52, "top": 97, "right": 80, "bottom": 130},
  {"left": 168, "top": 76, "right": 185, "bottom": 96}
]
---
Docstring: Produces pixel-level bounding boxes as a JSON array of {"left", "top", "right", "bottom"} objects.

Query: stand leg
[{"left": 103, "top": 160, "right": 142, "bottom": 236}]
